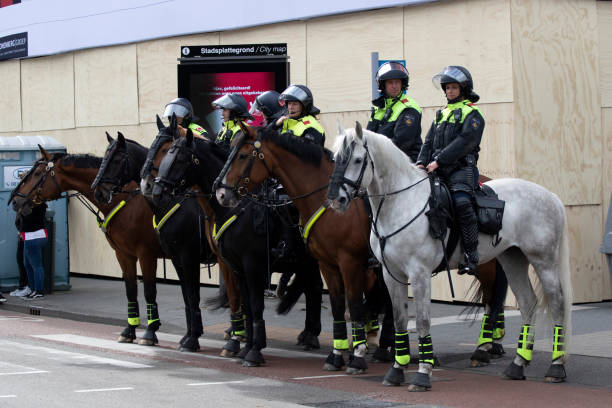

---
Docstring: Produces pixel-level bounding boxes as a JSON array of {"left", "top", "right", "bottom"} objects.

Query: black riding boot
[{"left": 456, "top": 201, "right": 479, "bottom": 276}]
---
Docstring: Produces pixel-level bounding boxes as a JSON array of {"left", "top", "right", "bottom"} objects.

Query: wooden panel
[
  {"left": 75, "top": 44, "right": 138, "bottom": 127},
  {"left": 602, "top": 107, "right": 612, "bottom": 300},
  {"left": 307, "top": 8, "right": 404, "bottom": 114},
  {"left": 221, "top": 21, "right": 306, "bottom": 85},
  {"left": 137, "top": 33, "right": 219, "bottom": 125},
  {"left": 566, "top": 205, "right": 605, "bottom": 303},
  {"left": 599, "top": 1, "right": 612, "bottom": 108},
  {"left": 406, "top": 0, "right": 513, "bottom": 108},
  {"left": 511, "top": 0, "right": 601, "bottom": 205},
  {"left": 21, "top": 53, "right": 74, "bottom": 131},
  {"left": 318, "top": 111, "right": 371, "bottom": 149},
  {"left": 0, "top": 59, "right": 21, "bottom": 132}
]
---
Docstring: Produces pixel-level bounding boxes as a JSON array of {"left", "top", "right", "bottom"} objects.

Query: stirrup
[{"left": 458, "top": 254, "right": 478, "bottom": 276}]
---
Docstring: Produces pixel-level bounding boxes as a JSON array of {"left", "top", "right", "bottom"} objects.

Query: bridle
[
  {"left": 328, "top": 136, "right": 371, "bottom": 201},
  {"left": 10, "top": 157, "right": 64, "bottom": 206},
  {"left": 91, "top": 141, "right": 134, "bottom": 202}
]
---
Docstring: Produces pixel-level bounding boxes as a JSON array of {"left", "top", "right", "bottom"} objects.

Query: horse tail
[
  {"left": 204, "top": 278, "right": 230, "bottom": 310},
  {"left": 276, "top": 273, "right": 305, "bottom": 315},
  {"left": 558, "top": 205, "right": 573, "bottom": 362}
]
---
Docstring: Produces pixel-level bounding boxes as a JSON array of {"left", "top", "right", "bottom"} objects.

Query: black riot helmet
[
  {"left": 279, "top": 84, "right": 320, "bottom": 116},
  {"left": 212, "top": 93, "right": 254, "bottom": 120},
  {"left": 163, "top": 98, "right": 198, "bottom": 126},
  {"left": 375, "top": 61, "right": 409, "bottom": 94},
  {"left": 250, "top": 90, "right": 284, "bottom": 119},
  {"left": 432, "top": 65, "right": 480, "bottom": 103}
]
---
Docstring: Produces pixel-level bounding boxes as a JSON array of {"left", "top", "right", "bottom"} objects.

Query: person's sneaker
[
  {"left": 11, "top": 286, "right": 31, "bottom": 297},
  {"left": 0, "top": 293, "right": 6, "bottom": 303},
  {"left": 24, "top": 291, "right": 44, "bottom": 300}
]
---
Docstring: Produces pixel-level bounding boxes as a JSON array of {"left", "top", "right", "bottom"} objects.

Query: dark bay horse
[
  {"left": 91, "top": 130, "right": 233, "bottom": 352},
  {"left": 152, "top": 130, "right": 323, "bottom": 366},
  {"left": 214, "top": 125, "right": 509, "bottom": 376},
  {"left": 10, "top": 147, "right": 164, "bottom": 346}
]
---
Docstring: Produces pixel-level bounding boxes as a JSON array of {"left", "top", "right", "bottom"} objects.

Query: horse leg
[
  {"left": 242, "top": 267, "right": 267, "bottom": 367},
  {"left": 236, "top": 276, "right": 254, "bottom": 361},
  {"left": 490, "top": 261, "right": 508, "bottom": 358},
  {"left": 116, "top": 252, "right": 139, "bottom": 343},
  {"left": 320, "top": 263, "right": 348, "bottom": 371},
  {"left": 498, "top": 248, "right": 537, "bottom": 380},
  {"left": 180, "top": 257, "right": 203, "bottom": 352},
  {"left": 220, "top": 262, "right": 245, "bottom": 357},
  {"left": 381, "top": 272, "right": 411, "bottom": 387},
  {"left": 368, "top": 266, "right": 395, "bottom": 363},
  {"left": 345, "top": 263, "right": 369, "bottom": 375},
  {"left": 408, "top": 266, "right": 434, "bottom": 392},
  {"left": 170, "top": 258, "right": 192, "bottom": 348},
  {"left": 138, "top": 255, "right": 160, "bottom": 346},
  {"left": 470, "top": 259, "right": 497, "bottom": 366},
  {"left": 299, "top": 259, "right": 323, "bottom": 351}
]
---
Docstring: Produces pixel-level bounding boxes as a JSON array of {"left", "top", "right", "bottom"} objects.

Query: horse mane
[
  {"left": 54, "top": 153, "right": 103, "bottom": 169},
  {"left": 259, "top": 126, "right": 333, "bottom": 166}
]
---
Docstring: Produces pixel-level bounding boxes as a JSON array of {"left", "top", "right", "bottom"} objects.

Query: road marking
[
  {"left": 292, "top": 374, "right": 347, "bottom": 380},
  {"left": 0, "top": 370, "right": 49, "bottom": 376},
  {"left": 188, "top": 380, "right": 245, "bottom": 386},
  {"left": 0, "top": 316, "right": 44, "bottom": 322},
  {"left": 74, "top": 387, "right": 133, "bottom": 393},
  {"left": 2, "top": 339, "right": 151, "bottom": 369},
  {"left": 407, "top": 305, "right": 595, "bottom": 329},
  {"left": 0, "top": 395, "right": 17, "bottom": 398}
]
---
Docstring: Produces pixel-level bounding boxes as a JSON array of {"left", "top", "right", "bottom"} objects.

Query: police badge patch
[
  {"left": 405, "top": 114, "right": 415, "bottom": 126},
  {"left": 470, "top": 117, "right": 480, "bottom": 129}
]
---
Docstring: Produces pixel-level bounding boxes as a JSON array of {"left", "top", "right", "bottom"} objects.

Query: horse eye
[
  {"left": 238, "top": 153, "right": 247, "bottom": 160},
  {"left": 354, "top": 157, "right": 363, "bottom": 164}
]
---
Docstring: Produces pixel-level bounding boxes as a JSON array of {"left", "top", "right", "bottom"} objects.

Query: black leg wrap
[
  {"left": 243, "top": 348, "right": 265, "bottom": 367},
  {"left": 298, "top": 330, "right": 320, "bottom": 350},
  {"left": 119, "top": 325, "right": 137, "bottom": 342},
  {"left": 223, "top": 338, "right": 241, "bottom": 354},
  {"left": 139, "top": 330, "right": 158, "bottom": 346},
  {"left": 383, "top": 366, "right": 405, "bottom": 386},
  {"left": 470, "top": 349, "right": 490, "bottom": 364},
  {"left": 489, "top": 343, "right": 506, "bottom": 358},
  {"left": 504, "top": 361, "right": 526, "bottom": 380},
  {"left": 323, "top": 351, "right": 345, "bottom": 371},
  {"left": 252, "top": 320, "right": 267, "bottom": 351},
  {"left": 372, "top": 346, "right": 394, "bottom": 363},
  {"left": 347, "top": 353, "right": 368, "bottom": 375},
  {"left": 411, "top": 372, "right": 432, "bottom": 389},
  {"left": 545, "top": 364, "right": 566, "bottom": 382},
  {"left": 179, "top": 336, "right": 200, "bottom": 352}
]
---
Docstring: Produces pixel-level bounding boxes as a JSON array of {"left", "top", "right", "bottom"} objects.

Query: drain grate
[{"left": 29, "top": 307, "right": 41, "bottom": 316}]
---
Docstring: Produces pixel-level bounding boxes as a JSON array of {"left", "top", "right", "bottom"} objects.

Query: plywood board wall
[
  {"left": 0, "top": 59, "right": 21, "bottom": 132},
  {"left": 598, "top": 1, "right": 612, "bottom": 108}
]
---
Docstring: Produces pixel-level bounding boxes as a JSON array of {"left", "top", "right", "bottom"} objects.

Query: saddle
[{"left": 426, "top": 175, "right": 505, "bottom": 273}]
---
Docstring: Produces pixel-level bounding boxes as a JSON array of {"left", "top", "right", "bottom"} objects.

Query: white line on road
[
  {"left": 188, "top": 380, "right": 245, "bottom": 386},
  {"left": 74, "top": 387, "right": 134, "bottom": 393},
  {"left": 0, "top": 395, "right": 17, "bottom": 398},
  {"left": 292, "top": 374, "right": 347, "bottom": 380},
  {"left": 0, "top": 371, "right": 49, "bottom": 376}
]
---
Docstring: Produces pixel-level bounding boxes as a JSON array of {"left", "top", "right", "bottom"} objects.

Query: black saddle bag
[{"left": 474, "top": 188, "right": 505, "bottom": 235}]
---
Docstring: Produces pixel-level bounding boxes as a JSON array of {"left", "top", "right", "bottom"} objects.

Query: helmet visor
[
  {"left": 163, "top": 104, "right": 190, "bottom": 119},
  {"left": 432, "top": 66, "right": 468, "bottom": 89},
  {"left": 377, "top": 62, "right": 407, "bottom": 78},
  {"left": 279, "top": 85, "right": 308, "bottom": 106},
  {"left": 212, "top": 94, "right": 234, "bottom": 109},
  {"left": 249, "top": 98, "right": 263, "bottom": 115}
]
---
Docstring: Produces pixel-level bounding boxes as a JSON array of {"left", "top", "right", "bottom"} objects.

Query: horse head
[
  {"left": 214, "top": 122, "right": 272, "bottom": 208},
  {"left": 10, "top": 145, "right": 64, "bottom": 215},
  {"left": 140, "top": 114, "right": 180, "bottom": 199},
  {"left": 328, "top": 121, "right": 372, "bottom": 212},
  {"left": 91, "top": 132, "right": 132, "bottom": 203},
  {"left": 151, "top": 128, "right": 200, "bottom": 209}
]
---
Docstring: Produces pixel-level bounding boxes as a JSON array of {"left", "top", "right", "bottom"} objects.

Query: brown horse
[
  {"left": 10, "top": 147, "right": 164, "bottom": 346},
  {"left": 214, "top": 125, "right": 508, "bottom": 373}
]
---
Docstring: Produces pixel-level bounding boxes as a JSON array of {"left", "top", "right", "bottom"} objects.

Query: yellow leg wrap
[
  {"left": 517, "top": 324, "right": 534, "bottom": 362},
  {"left": 552, "top": 325, "right": 565, "bottom": 361}
]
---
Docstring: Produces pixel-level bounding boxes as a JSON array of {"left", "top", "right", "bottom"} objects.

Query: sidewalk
[{"left": 2, "top": 275, "right": 612, "bottom": 360}]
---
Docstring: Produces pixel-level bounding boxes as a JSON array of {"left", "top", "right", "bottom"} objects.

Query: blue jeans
[{"left": 23, "top": 237, "right": 47, "bottom": 292}]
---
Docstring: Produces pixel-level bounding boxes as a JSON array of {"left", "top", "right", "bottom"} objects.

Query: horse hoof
[
  {"left": 408, "top": 372, "right": 431, "bottom": 391},
  {"left": 117, "top": 336, "right": 134, "bottom": 343},
  {"left": 242, "top": 360, "right": 261, "bottom": 367},
  {"left": 244, "top": 349, "right": 265, "bottom": 367},
  {"left": 470, "top": 349, "right": 490, "bottom": 367},
  {"left": 544, "top": 364, "right": 566, "bottom": 383},
  {"left": 383, "top": 366, "right": 405, "bottom": 386},
  {"left": 323, "top": 352, "right": 345, "bottom": 371},
  {"left": 300, "top": 333, "right": 320, "bottom": 351},
  {"left": 346, "top": 367, "right": 366, "bottom": 375},
  {"left": 220, "top": 349, "right": 236, "bottom": 358},
  {"left": 504, "top": 361, "right": 526, "bottom": 380},
  {"left": 407, "top": 384, "right": 430, "bottom": 392},
  {"left": 323, "top": 363, "right": 342, "bottom": 371},
  {"left": 137, "top": 338, "right": 157, "bottom": 346}
]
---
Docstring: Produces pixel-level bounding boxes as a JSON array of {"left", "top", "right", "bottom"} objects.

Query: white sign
[{"left": 3, "top": 165, "right": 31, "bottom": 189}]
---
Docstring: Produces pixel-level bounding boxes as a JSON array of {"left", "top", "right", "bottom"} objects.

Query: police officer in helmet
[
  {"left": 368, "top": 61, "right": 422, "bottom": 162},
  {"left": 275, "top": 85, "right": 325, "bottom": 146},
  {"left": 416, "top": 65, "right": 484, "bottom": 276},
  {"left": 212, "top": 93, "right": 253, "bottom": 151},
  {"left": 250, "top": 90, "right": 286, "bottom": 127},
  {"left": 163, "top": 97, "right": 208, "bottom": 139}
]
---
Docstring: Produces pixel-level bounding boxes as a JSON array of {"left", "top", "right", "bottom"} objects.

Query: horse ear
[
  {"left": 185, "top": 128, "right": 193, "bottom": 146},
  {"left": 337, "top": 119, "right": 345, "bottom": 136},
  {"left": 355, "top": 121, "right": 363, "bottom": 141},
  {"left": 156, "top": 114, "right": 165, "bottom": 130},
  {"left": 106, "top": 131, "right": 114, "bottom": 144},
  {"left": 117, "top": 132, "right": 125, "bottom": 144},
  {"left": 38, "top": 144, "right": 51, "bottom": 160}
]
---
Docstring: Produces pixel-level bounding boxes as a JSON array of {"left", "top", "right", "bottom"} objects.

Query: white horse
[{"left": 327, "top": 122, "right": 572, "bottom": 391}]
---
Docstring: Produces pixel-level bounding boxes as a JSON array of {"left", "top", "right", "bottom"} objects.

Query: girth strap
[
  {"left": 153, "top": 203, "right": 181, "bottom": 232},
  {"left": 213, "top": 215, "right": 237, "bottom": 241},
  {"left": 300, "top": 205, "right": 327, "bottom": 244},
  {"left": 98, "top": 200, "right": 126, "bottom": 233}
]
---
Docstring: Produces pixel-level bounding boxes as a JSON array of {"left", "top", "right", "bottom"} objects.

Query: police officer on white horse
[{"left": 416, "top": 66, "right": 484, "bottom": 276}]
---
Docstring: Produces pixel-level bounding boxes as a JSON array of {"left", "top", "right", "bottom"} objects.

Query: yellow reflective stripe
[
  {"left": 128, "top": 317, "right": 140, "bottom": 326},
  {"left": 302, "top": 206, "right": 326, "bottom": 240},
  {"left": 372, "top": 93, "right": 422, "bottom": 122},
  {"left": 282, "top": 115, "right": 325, "bottom": 136},
  {"left": 436, "top": 99, "right": 484, "bottom": 125},
  {"left": 333, "top": 339, "right": 349, "bottom": 350},
  {"left": 98, "top": 200, "right": 126, "bottom": 230},
  {"left": 213, "top": 215, "right": 237, "bottom": 241},
  {"left": 552, "top": 325, "right": 565, "bottom": 361},
  {"left": 188, "top": 122, "right": 207, "bottom": 136},
  {"left": 152, "top": 203, "right": 181, "bottom": 231}
]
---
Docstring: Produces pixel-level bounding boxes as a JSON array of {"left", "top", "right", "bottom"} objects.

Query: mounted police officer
[
  {"left": 250, "top": 90, "right": 286, "bottom": 127},
  {"left": 212, "top": 93, "right": 253, "bottom": 150},
  {"left": 416, "top": 66, "right": 484, "bottom": 276},
  {"left": 275, "top": 85, "right": 325, "bottom": 146},
  {"left": 163, "top": 97, "right": 208, "bottom": 139},
  {"left": 368, "top": 62, "right": 422, "bottom": 162}
]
